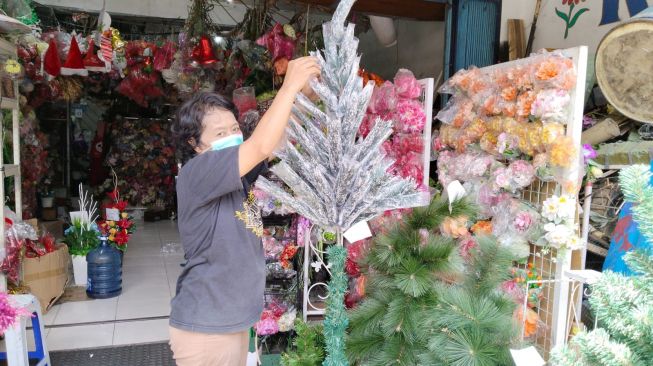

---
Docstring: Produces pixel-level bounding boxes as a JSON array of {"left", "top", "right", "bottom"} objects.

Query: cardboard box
[
  {"left": 22, "top": 244, "right": 71, "bottom": 313},
  {"left": 25, "top": 219, "right": 65, "bottom": 241}
]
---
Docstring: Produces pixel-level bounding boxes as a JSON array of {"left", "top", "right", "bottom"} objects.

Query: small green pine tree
[
  {"left": 281, "top": 320, "right": 326, "bottom": 366},
  {"left": 551, "top": 250, "right": 653, "bottom": 366},
  {"left": 347, "top": 197, "right": 476, "bottom": 365},
  {"left": 552, "top": 165, "right": 653, "bottom": 366},
  {"left": 421, "top": 236, "right": 518, "bottom": 366}
]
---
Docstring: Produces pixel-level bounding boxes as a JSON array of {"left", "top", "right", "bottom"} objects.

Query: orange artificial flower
[
  {"left": 536, "top": 60, "right": 560, "bottom": 81},
  {"left": 441, "top": 216, "right": 469, "bottom": 238},
  {"left": 471, "top": 220, "right": 493, "bottom": 235},
  {"left": 517, "top": 307, "right": 540, "bottom": 337},
  {"left": 501, "top": 86, "right": 518, "bottom": 101},
  {"left": 274, "top": 57, "right": 289, "bottom": 75}
]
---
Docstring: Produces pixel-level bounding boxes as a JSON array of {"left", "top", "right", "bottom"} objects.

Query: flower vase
[{"left": 71, "top": 255, "right": 88, "bottom": 286}]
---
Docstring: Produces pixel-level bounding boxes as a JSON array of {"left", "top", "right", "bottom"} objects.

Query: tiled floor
[{"left": 38, "top": 220, "right": 183, "bottom": 351}]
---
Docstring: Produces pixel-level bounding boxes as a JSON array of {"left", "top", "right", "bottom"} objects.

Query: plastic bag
[
  {"left": 153, "top": 41, "right": 176, "bottom": 71},
  {"left": 532, "top": 53, "right": 576, "bottom": 91},
  {"left": 393, "top": 69, "right": 421, "bottom": 99},
  {"left": 492, "top": 199, "right": 541, "bottom": 241},
  {"left": 368, "top": 81, "right": 397, "bottom": 114},
  {"left": 490, "top": 159, "right": 535, "bottom": 193},
  {"left": 530, "top": 89, "right": 571, "bottom": 123},
  {"left": 436, "top": 96, "right": 476, "bottom": 128}
]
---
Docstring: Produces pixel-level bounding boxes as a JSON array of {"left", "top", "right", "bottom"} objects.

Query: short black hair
[{"left": 171, "top": 92, "right": 239, "bottom": 163}]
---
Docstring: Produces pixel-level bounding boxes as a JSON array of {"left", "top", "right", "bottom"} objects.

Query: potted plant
[
  {"left": 63, "top": 184, "right": 100, "bottom": 286},
  {"left": 63, "top": 218, "right": 100, "bottom": 286}
]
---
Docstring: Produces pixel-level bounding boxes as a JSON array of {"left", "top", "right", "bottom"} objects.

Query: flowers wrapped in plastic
[{"left": 393, "top": 69, "right": 421, "bottom": 99}]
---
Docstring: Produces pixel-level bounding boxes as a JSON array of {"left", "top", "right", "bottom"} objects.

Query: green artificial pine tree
[
  {"left": 551, "top": 164, "right": 653, "bottom": 366},
  {"left": 281, "top": 320, "right": 325, "bottom": 366},
  {"left": 421, "top": 236, "right": 518, "bottom": 366},
  {"left": 348, "top": 196, "right": 519, "bottom": 366},
  {"left": 347, "top": 197, "right": 474, "bottom": 365}
]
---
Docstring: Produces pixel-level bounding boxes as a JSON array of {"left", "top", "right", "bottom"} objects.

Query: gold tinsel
[{"left": 57, "top": 77, "right": 84, "bottom": 102}]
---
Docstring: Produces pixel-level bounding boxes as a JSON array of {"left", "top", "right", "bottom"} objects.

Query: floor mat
[{"left": 49, "top": 342, "right": 174, "bottom": 366}]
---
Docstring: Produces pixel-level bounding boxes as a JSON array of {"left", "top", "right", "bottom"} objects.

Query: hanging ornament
[
  {"left": 191, "top": 36, "right": 218, "bottom": 66},
  {"left": 43, "top": 37, "right": 61, "bottom": 78},
  {"left": 110, "top": 28, "right": 125, "bottom": 52},
  {"left": 84, "top": 39, "right": 108, "bottom": 73}
]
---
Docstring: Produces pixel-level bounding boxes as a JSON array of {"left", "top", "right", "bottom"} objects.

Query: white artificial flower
[
  {"left": 541, "top": 196, "right": 560, "bottom": 222},
  {"left": 277, "top": 309, "right": 297, "bottom": 332},
  {"left": 556, "top": 195, "right": 576, "bottom": 222},
  {"left": 566, "top": 235, "right": 582, "bottom": 250},
  {"left": 544, "top": 223, "right": 574, "bottom": 247}
]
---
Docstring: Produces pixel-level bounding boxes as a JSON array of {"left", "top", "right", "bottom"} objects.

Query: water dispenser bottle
[{"left": 86, "top": 236, "right": 122, "bottom": 299}]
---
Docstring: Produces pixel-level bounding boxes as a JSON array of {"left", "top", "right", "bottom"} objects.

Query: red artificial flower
[
  {"left": 345, "top": 258, "right": 360, "bottom": 277},
  {"left": 118, "top": 219, "right": 132, "bottom": 230},
  {"left": 115, "top": 200, "right": 128, "bottom": 212},
  {"left": 114, "top": 230, "right": 129, "bottom": 246},
  {"left": 107, "top": 189, "right": 119, "bottom": 202}
]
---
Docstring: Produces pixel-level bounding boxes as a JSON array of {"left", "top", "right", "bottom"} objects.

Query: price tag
[
  {"left": 446, "top": 180, "right": 466, "bottom": 212},
  {"left": 510, "top": 347, "right": 545, "bottom": 366},
  {"left": 344, "top": 221, "right": 372, "bottom": 243},
  {"left": 106, "top": 208, "right": 120, "bottom": 221}
]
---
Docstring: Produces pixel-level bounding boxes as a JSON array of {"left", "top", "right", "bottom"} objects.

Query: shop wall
[
  {"left": 500, "top": 0, "right": 653, "bottom": 54},
  {"left": 358, "top": 19, "right": 445, "bottom": 81}
]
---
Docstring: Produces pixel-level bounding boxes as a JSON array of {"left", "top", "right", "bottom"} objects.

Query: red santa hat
[
  {"left": 61, "top": 36, "right": 88, "bottom": 76},
  {"left": 43, "top": 37, "right": 61, "bottom": 77},
  {"left": 84, "top": 39, "right": 108, "bottom": 73}
]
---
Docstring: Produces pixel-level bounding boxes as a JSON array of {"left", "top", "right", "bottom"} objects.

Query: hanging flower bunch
[
  {"left": 361, "top": 69, "right": 427, "bottom": 190},
  {"left": 255, "top": 300, "right": 297, "bottom": 336},
  {"left": 116, "top": 41, "right": 164, "bottom": 107},
  {"left": 539, "top": 195, "right": 581, "bottom": 251},
  {"left": 102, "top": 118, "right": 177, "bottom": 207}
]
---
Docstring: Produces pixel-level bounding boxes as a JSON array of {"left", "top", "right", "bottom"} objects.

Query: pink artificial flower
[
  {"left": 368, "top": 81, "right": 398, "bottom": 114},
  {"left": 255, "top": 317, "right": 279, "bottom": 336},
  {"left": 394, "top": 69, "right": 422, "bottom": 99},
  {"left": 394, "top": 99, "right": 426, "bottom": 134},
  {"left": 582, "top": 144, "right": 597, "bottom": 163},
  {"left": 0, "top": 293, "right": 32, "bottom": 334},
  {"left": 509, "top": 160, "right": 536, "bottom": 188},
  {"left": 419, "top": 228, "right": 430, "bottom": 247},
  {"left": 514, "top": 211, "right": 534, "bottom": 233},
  {"left": 494, "top": 168, "right": 511, "bottom": 190},
  {"left": 459, "top": 235, "right": 477, "bottom": 260}
]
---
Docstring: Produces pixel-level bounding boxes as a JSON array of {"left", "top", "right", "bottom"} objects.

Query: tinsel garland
[
  {"left": 323, "top": 244, "right": 349, "bottom": 366},
  {"left": 184, "top": 0, "right": 219, "bottom": 41},
  {"left": 619, "top": 164, "right": 653, "bottom": 243}
]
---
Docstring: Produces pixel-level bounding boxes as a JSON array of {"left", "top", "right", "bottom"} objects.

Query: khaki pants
[{"left": 169, "top": 326, "right": 250, "bottom": 366}]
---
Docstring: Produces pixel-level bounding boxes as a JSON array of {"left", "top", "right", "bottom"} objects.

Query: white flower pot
[
  {"left": 72, "top": 255, "right": 88, "bottom": 286},
  {"left": 41, "top": 197, "right": 54, "bottom": 208}
]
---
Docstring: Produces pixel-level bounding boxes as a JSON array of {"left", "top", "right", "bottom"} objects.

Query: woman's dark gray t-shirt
[{"left": 170, "top": 146, "right": 265, "bottom": 333}]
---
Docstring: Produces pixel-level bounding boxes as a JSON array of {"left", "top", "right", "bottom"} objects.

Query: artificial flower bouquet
[
  {"left": 360, "top": 69, "right": 427, "bottom": 190},
  {"left": 255, "top": 299, "right": 297, "bottom": 336},
  {"left": 98, "top": 189, "right": 136, "bottom": 252}
]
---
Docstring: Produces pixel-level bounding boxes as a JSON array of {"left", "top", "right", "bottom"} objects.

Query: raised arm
[{"left": 238, "top": 57, "right": 320, "bottom": 177}]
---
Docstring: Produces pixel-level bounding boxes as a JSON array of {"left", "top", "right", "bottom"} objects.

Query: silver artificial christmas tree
[
  {"left": 256, "top": 0, "right": 427, "bottom": 233},
  {"left": 256, "top": 1, "right": 427, "bottom": 364}
]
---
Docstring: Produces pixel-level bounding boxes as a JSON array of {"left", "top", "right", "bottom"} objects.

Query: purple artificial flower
[{"left": 582, "top": 144, "right": 597, "bottom": 164}]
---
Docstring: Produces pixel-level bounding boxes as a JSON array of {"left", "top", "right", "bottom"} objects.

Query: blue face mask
[{"left": 210, "top": 133, "right": 244, "bottom": 151}]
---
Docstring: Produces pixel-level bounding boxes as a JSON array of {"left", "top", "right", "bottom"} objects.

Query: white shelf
[{"left": 2, "top": 164, "right": 19, "bottom": 178}]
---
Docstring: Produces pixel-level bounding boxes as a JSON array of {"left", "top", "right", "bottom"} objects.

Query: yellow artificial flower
[
  {"left": 4, "top": 60, "right": 21, "bottom": 75},
  {"left": 110, "top": 228, "right": 117, "bottom": 235},
  {"left": 121, "top": 212, "right": 129, "bottom": 219},
  {"left": 109, "top": 235, "right": 115, "bottom": 242},
  {"left": 108, "top": 221, "right": 115, "bottom": 227}
]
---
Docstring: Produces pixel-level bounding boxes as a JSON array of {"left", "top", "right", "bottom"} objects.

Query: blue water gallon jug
[{"left": 86, "top": 236, "right": 122, "bottom": 299}]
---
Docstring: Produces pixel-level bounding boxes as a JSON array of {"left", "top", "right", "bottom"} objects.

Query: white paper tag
[
  {"left": 510, "top": 346, "right": 545, "bottom": 366},
  {"left": 344, "top": 221, "right": 373, "bottom": 243},
  {"left": 246, "top": 352, "right": 259, "bottom": 366},
  {"left": 69, "top": 210, "right": 89, "bottom": 223},
  {"left": 106, "top": 208, "right": 120, "bottom": 221},
  {"left": 446, "top": 180, "right": 466, "bottom": 212}
]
